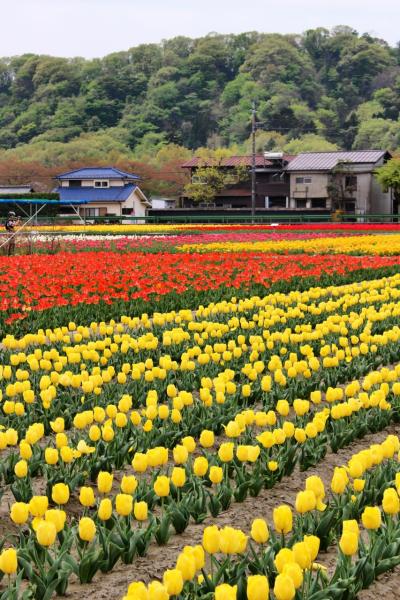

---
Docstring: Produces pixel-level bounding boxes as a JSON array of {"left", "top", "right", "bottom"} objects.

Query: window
[
  {"left": 296, "top": 199, "right": 307, "bottom": 209},
  {"left": 86, "top": 208, "right": 99, "bottom": 217},
  {"left": 311, "top": 199, "right": 326, "bottom": 209},
  {"left": 69, "top": 180, "right": 82, "bottom": 187},
  {"left": 94, "top": 180, "right": 109, "bottom": 188},
  {"left": 122, "top": 208, "right": 133, "bottom": 215},
  {"left": 345, "top": 201, "right": 356, "bottom": 213},
  {"left": 345, "top": 175, "right": 357, "bottom": 190},
  {"left": 295, "top": 177, "right": 312, "bottom": 184},
  {"left": 191, "top": 176, "right": 207, "bottom": 184},
  {"left": 266, "top": 197, "right": 287, "bottom": 209}
]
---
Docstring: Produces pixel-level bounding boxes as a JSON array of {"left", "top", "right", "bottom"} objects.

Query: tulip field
[{"left": 3, "top": 224, "right": 400, "bottom": 599}]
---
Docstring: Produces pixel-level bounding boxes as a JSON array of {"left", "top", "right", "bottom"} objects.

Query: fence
[{"left": 2, "top": 213, "right": 400, "bottom": 226}]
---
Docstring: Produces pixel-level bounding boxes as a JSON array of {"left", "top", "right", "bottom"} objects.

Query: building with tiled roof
[
  {"left": 181, "top": 153, "right": 295, "bottom": 210},
  {"left": 287, "top": 150, "right": 392, "bottom": 213},
  {"left": 179, "top": 150, "right": 393, "bottom": 215},
  {"left": 55, "top": 167, "right": 150, "bottom": 221}
]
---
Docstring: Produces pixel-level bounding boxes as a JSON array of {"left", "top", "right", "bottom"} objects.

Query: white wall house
[
  {"left": 55, "top": 167, "right": 150, "bottom": 222},
  {"left": 286, "top": 151, "right": 392, "bottom": 214},
  {"left": 151, "top": 197, "right": 176, "bottom": 209}
]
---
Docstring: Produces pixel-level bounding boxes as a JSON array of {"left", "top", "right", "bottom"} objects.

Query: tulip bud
[
  {"left": 45, "top": 509, "right": 66, "bottom": 533},
  {"left": 215, "top": 583, "right": 237, "bottom": 600},
  {"left": 115, "top": 493, "right": 133, "bottom": 517},
  {"left": 163, "top": 569, "right": 183, "bottom": 595},
  {"left": 250, "top": 518, "right": 269, "bottom": 544},
  {"left": 79, "top": 517, "right": 96, "bottom": 542},
  {"left": 273, "top": 505, "right": 293, "bottom": 534},
  {"left": 171, "top": 467, "right": 186, "bottom": 488},
  {"left": 339, "top": 531, "right": 359, "bottom": 555},
  {"left": 361, "top": 506, "right": 381, "bottom": 529},
  {"left": 36, "top": 521, "right": 57, "bottom": 547},
  {"left": 154, "top": 475, "right": 170, "bottom": 498},
  {"left": 51, "top": 483, "right": 70, "bottom": 505},
  {"left": 247, "top": 575, "right": 269, "bottom": 600},
  {"left": 121, "top": 475, "right": 138, "bottom": 495},
  {"left": 10, "top": 502, "right": 29, "bottom": 525},
  {"left": 274, "top": 573, "right": 295, "bottom": 600},
  {"left": 134, "top": 501, "right": 148, "bottom": 521},
  {"left": 79, "top": 486, "right": 96, "bottom": 507},
  {"left": 97, "top": 471, "right": 113, "bottom": 494},
  {"left": 209, "top": 466, "right": 223, "bottom": 485},
  {"left": 0, "top": 548, "right": 17, "bottom": 574},
  {"left": 202, "top": 525, "right": 220, "bottom": 554}
]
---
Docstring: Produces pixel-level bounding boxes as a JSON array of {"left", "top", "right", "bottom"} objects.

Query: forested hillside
[{"left": 0, "top": 26, "right": 399, "bottom": 194}]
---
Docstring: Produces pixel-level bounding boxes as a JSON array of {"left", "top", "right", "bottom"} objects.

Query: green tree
[
  {"left": 283, "top": 134, "right": 339, "bottom": 153},
  {"left": 184, "top": 164, "right": 248, "bottom": 205},
  {"left": 375, "top": 158, "right": 400, "bottom": 210}
]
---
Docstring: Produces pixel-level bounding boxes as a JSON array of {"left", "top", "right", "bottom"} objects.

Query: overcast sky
[{"left": 1, "top": 0, "right": 398, "bottom": 58}]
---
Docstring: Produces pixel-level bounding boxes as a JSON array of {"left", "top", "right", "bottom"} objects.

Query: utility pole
[{"left": 251, "top": 101, "right": 257, "bottom": 222}]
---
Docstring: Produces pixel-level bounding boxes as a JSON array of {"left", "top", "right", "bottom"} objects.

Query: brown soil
[{"left": 52, "top": 423, "right": 400, "bottom": 600}]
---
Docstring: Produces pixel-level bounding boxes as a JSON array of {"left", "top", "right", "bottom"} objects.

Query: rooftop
[
  {"left": 56, "top": 184, "right": 140, "bottom": 203},
  {"left": 286, "top": 150, "right": 390, "bottom": 171},
  {"left": 56, "top": 167, "right": 140, "bottom": 180},
  {"left": 181, "top": 155, "right": 295, "bottom": 169}
]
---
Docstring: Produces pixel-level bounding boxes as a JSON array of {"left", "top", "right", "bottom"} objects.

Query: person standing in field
[{"left": 4, "top": 211, "right": 20, "bottom": 256}]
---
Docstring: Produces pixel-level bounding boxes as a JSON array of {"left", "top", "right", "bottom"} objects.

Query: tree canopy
[{"left": 0, "top": 27, "right": 399, "bottom": 196}]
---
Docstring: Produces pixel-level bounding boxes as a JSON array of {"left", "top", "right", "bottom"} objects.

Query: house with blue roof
[{"left": 55, "top": 167, "right": 150, "bottom": 221}]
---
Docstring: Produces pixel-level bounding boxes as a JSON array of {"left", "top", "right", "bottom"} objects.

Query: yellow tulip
[
  {"left": 126, "top": 582, "right": 148, "bottom": 600},
  {"left": 202, "top": 525, "right": 220, "bottom": 554},
  {"left": 134, "top": 501, "right": 148, "bottom": 521},
  {"left": 97, "top": 471, "right": 113, "bottom": 494},
  {"left": 115, "top": 494, "right": 133, "bottom": 516},
  {"left": 163, "top": 569, "right": 183, "bottom": 595},
  {"left": 36, "top": 521, "right": 57, "bottom": 546},
  {"left": 121, "top": 475, "right": 138, "bottom": 495},
  {"left": 283, "top": 562, "right": 303, "bottom": 589},
  {"left": 273, "top": 505, "right": 293, "bottom": 534},
  {"left": 383, "top": 488, "right": 400, "bottom": 515},
  {"left": 274, "top": 573, "right": 295, "bottom": 600},
  {"left": 215, "top": 583, "right": 237, "bottom": 600},
  {"left": 98, "top": 498, "right": 113, "bottom": 521},
  {"left": 361, "top": 506, "right": 381, "bottom": 529},
  {"left": 79, "top": 517, "right": 96, "bottom": 542},
  {"left": 292, "top": 541, "right": 311, "bottom": 569},
  {"left": 78, "top": 486, "right": 95, "bottom": 507},
  {"left": 247, "top": 575, "right": 269, "bottom": 600},
  {"left": 199, "top": 430, "right": 214, "bottom": 448},
  {"left": 193, "top": 456, "right": 208, "bottom": 477},
  {"left": 339, "top": 531, "right": 359, "bottom": 555},
  {"left": 181, "top": 436, "right": 196, "bottom": 453},
  {"left": 295, "top": 490, "right": 316, "bottom": 514},
  {"left": 274, "top": 548, "right": 295, "bottom": 573},
  {"left": 154, "top": 476, "right": 170, "bottom": 498},
  {"left": 0, "top": 548, "right": 17, "bottom": 574},
  {"left": 45, "top": 509, "right": 66, "bottom": 533},
  {"left": 176, "top": 552, "right": 196, "bottom": 581},
  {"left": 303, "top": 535, "right": 320, "bottom": 561},
  {"left": 10, "top": 502, "right": 29, "bottom": 525},
  {"left": 51, "top": 483, "right": 70, "bottom": 505},
  {"left": 14, "top": 459, "right": 28, "bottom": 478},
  {"left": 250, "top": 518, "right": 269, "bottom": 544},
  {"left": 218, "top": 442, "right": 234, "bottom": 462},
  {"left": 132, "top": 452, "right": 148, "bottom": 473},
  {"left": 28, "top": 495, "right": 48, "bottom": 517},
  {"left": 173, "top": 444, "right": 188, "bottom": 465},
  {"left": 209, "top": 466, "right": 223, "bottom": 484}
]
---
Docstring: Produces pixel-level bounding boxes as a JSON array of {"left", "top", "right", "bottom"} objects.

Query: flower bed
[{"left": 1, "top": 251, "right": 400, "bottom": 331}]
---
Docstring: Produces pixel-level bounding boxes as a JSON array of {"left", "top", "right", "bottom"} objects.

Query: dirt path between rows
[{"left": 56, "top": 423, "right": 400, "bottom": 600}]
